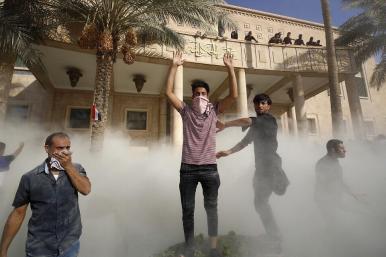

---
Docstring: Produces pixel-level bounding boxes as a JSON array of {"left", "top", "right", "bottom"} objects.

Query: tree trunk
[
  {"left": 0, "top": 53, "right": 16, "bottom": 124},
  {"left": 90, "top": 54, "right": 114, "bottom": 151},
  {"left": 320, "top": 0, "right": 344, "bottom": 138}
]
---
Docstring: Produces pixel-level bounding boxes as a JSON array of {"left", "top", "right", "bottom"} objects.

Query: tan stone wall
[
  {"left": 170, "top": 5, "right": 335, "bottom": 46},
  {"left": 50, "top": 89, "right": 94, "bottom": 132},
  {"left": 111, "top": 93, "right": 160, "bottom": 143},
  {"left": 359, "top": 58, "right": 386, "bottom": 138},
  {"left": 8, "top": 70, "right": 53, "bottom": 126}
]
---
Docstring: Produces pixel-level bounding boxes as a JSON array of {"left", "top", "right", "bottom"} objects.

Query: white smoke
[{"left": 1, "top": 124, "right": 386, "bottom": 257}]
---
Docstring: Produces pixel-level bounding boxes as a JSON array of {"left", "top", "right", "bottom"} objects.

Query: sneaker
[{"left": 209, "top": 248, "right": 222, "bottom": 257}]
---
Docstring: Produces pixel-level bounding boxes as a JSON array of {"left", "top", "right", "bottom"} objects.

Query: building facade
[{"left": 3, "top": 4, "right": 386, "bottom": 144}]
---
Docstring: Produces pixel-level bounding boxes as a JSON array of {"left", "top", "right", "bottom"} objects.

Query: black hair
[
  {"left": 191, "top": 80, "right": 210, "bottom": 94},
  {"left": 326, "top": 139, "right": 343, "bottom": 154},
  {"left": 45, "top": 132, "right": 70, "bottom": 146},
  {"left": 253, "top": 93, "right": 272, "bottom": 105}
]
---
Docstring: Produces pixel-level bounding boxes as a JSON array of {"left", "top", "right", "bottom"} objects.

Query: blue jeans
[
  {"left": 179, "top": 163, "right": 220, "bottom": 247},
  {"left": 26, "top": 241, "right": 80, "bottom": 257}
]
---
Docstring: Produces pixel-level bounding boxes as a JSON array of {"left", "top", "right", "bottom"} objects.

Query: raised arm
[
  {"left": 11, "top": 143, "right": 24, "bottom": 158},
  {"left": 218, "top": 52, "right": 238, "bottom": 113},
  {"left": 0, "top": 204, "right": 28, "bottom": 257},
  {"left": 165, "top": 51, "right": 184, "bottom": 111},
  {"left": 53, "top": 152, "right": 91, "bottom": 196}
]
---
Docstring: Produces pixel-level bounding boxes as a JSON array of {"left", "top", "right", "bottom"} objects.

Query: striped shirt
[{"left": 179, "top": 102, "right": 218, "bottom": 165}]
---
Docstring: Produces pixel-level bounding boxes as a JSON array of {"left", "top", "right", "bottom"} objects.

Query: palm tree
[
  {"left": 336, "top": 0, "right": 386, "bottom": 90},
  {"left": 320, "top": 0, "right": 344, "bottom": 137},
  {"left": 52, "top": 0, "right": 235, "bottom": 151},
  {"left": 0, "top": 0, "right": 52, "bottom": 122}
]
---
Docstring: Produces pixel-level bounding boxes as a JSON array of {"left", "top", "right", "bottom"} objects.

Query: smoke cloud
[{"left": 1, "top": 124, "right": 386, "bottom": 257}]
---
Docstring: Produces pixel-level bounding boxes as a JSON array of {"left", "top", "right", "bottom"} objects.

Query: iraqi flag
[{"left": 91, "top": 104, "right": 102, "bottom": 121}]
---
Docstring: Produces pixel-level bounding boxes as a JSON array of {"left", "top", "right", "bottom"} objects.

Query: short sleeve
[
  {"left": 12, "top": 175, "right": 30, "bottom": 208},
  {"left": 178, "top": 102, "right": 187, "bottom": 117},
  {"left": 74, "top": 163, "right": 87, "bottom": 177}
]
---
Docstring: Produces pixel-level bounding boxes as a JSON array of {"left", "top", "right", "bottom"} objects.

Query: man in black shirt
[
  {"left": 217, "top": 94, "right": 288, "bottom": 241},
  {"left": 294, "top": 34, "right": 305, "bottom": 45},
  {"left": 231, "top": 30, "right": 238, "bottom": 40},
  {"left": 315, "top": 139, "right": 360, "bottom": 224},
  {"left": 269, "top": 32, "right": 283, "bottom": 44},
  {"left": 244, "top": 31, "right": 258, "bottom": 43},
  {"left": 306, "top": 36, "right": 316, "bottom": 46},
  {"left": 283, "top": 32, "right": 292, "bottom": 45}
]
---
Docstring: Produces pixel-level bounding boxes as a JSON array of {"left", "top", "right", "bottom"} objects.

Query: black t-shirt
[
  {"left": 283, "top": 37, "right": 292, "bottom": 44},
  {"left": 240, "top": 113, "right": 278, "bottom": 164},
  {"left": 294, "top": 39, "right": 305, "bottom": 45},
  {"left": 0, "top": 155, "right": 15, "bottom": 172}
]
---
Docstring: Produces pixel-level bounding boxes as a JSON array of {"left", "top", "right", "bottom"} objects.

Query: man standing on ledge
[
  {"left": 216, "top": 94, "right": 289, "bottom": 243},
  {"left": 165, "top": 51, "right": 237, "bottom": 257},
  {"left": 0, "top": 132, "right": 91, "bottom": 257}
]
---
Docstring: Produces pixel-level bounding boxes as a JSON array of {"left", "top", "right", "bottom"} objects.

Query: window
[
  {"left": 355, "top": 73, "right": 368, "bottom": 97},
  {"left": 267, "top": 27, "right": 273, "bottom": 33},
  {"left": 6, "top": 104, "right": 29, "bottom": 123},
  {"left": 126, "top": 110, "right": 147, "bottom": 130},
  {"left": 67, "top": 107, "right": 91, "bottom": 129},
  {"left": 15, "top": 58, "right": 27, "bottom": 68},
  {"left": 256, "top": 25, "right": 262, "bottom": 31},
  {"left": 244, "top": 23, "right": 250, "bottom": 29},
  {"left": 307, "top": 118, "right": 318, "bottom": 134},
  {"left": 364, "top": 120, "right": 375, "bottom": 136}
]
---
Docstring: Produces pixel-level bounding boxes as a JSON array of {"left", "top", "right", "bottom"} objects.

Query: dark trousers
[
  {"left": 253, "top": 172, "right": 280, "bottom": 237},
  {"left": 179, "top": 163, "right": 220, "bottom": 246}
]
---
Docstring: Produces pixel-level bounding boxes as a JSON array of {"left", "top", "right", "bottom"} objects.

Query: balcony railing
[{"left": 138, "top": 33, "right": 356, "bottom": 74}]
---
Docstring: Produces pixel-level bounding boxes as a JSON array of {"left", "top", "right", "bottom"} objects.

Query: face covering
[
  {"left": 192, "top": 96, "right": 209, "bottom": 115},
  {"left": 49, "top": 157, "right": 65, "bottom": 171}
]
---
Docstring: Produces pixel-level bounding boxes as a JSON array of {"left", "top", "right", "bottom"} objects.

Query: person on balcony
[
  {"left": 231, "top": 30, "right": 238, "bottom": 40},
  {"left": 294, "top": 34, "right": 305, "bottom": 45},
  {"left": 283, "top": 32, "right": 293, "bottom": 45},
  {"left": 244, "top": 31, "right": 258, "bottom": 43},
  {"left": 269, "top": 32, "right": 283, "bottom": 44},
  {"left": 306, "top": 36, "right": 317, "bottom": 46}
]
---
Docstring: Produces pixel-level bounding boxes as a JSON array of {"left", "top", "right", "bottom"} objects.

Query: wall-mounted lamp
[
  {"left": 66, "top": 67, "right": 83, "bottom": 87},
  {"left": 133, "top": 74, "right": 146, "bottom": 93}
]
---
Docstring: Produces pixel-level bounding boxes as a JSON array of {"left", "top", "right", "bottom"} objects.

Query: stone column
[
  {"left": 172, "top": 66, "right": 183, "bottom": 146},
  {"left": 159, "top": 96, "right": 168, "bottom": 142},
  {"left": 280, "top": 112, "right": 290, "bottom": 136},
  {"left": 345, "top": 74, "right": 364, "bottom": 139},
  {"left": 236, "top": 68, "right": 248, "bottom": 117},
  {"left": 288, "top": 105, "right": 298, "bottom": 137},
  {"left": 293, "top": 74, "right": 307, "bottom": 135}
]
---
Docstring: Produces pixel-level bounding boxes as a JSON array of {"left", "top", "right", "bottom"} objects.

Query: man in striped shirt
[{"left": 165, "top": 51, "right": 238, "bottom": 257}]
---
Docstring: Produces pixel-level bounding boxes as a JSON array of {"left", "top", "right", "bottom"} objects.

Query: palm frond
[
  {"left": 136, "top": 20, "right": 185, "bottom": 49},
  {"left": 370, "top": 51, "right": 386, "bottom": 90}
]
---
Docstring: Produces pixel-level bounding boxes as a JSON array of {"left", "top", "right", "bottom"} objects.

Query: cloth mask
[
  {"left": 192, "top": 96, "right": 209, "bottom": 115},
  {"left": 49, "top": 157, "right": 65, "bottom": 171}
]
